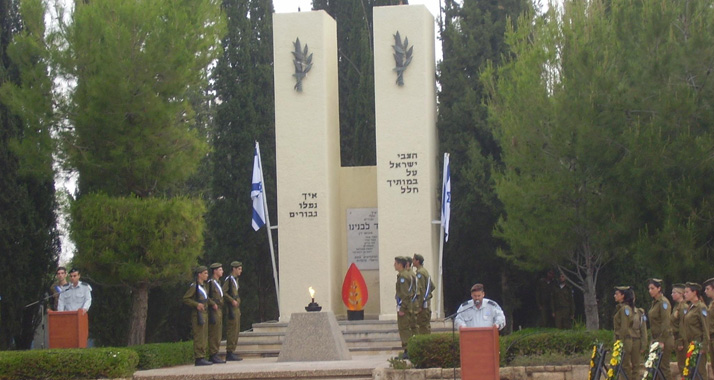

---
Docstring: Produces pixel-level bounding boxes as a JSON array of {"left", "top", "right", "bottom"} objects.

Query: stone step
[{"left": 251, "top": 319, "right": 453, "bottom": 333}]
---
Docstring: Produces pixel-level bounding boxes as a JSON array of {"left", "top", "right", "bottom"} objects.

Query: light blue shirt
[
  {"left": 57, "top": 281, "right": 92, "bottom": 311},
  {"left": 454, "top": 298, "right": 506, "bottom": 330}
]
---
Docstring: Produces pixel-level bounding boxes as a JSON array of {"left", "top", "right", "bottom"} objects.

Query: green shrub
[
  {"left": 129, "top": 341, "right": 194, "bottom": 369},
  {"left": 407, "top": 333, "right": 460, "bottom": 369},
  {"left": 407, "top": 328, "right": 613, "bottom": 369},
  {"left": 0, "top": 348, "right": 138, "bottom": 380}
]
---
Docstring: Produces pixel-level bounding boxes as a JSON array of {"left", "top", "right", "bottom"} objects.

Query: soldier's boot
[
  {"left": 226, "top": 352, "right": 243, "bottom": 361},
  {"left": 210, "top": 354, "right": 226, "bottom": 364},
  {"left": 195, "top": 358, "right": 213, "bottom": 366}
]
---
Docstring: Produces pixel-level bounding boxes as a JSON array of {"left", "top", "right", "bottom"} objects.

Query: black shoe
[
  {"left": 225, "top": 352, "right": 243, "bottom": 361},
  {"left": 401, "top": 351, "right": 409, "bottom": 360},
  {"left": 195, "top": 358, "right": 213, "bottom": 366},
  {"left": 210, "top": 354, "right": 226, "bottom": 364}
]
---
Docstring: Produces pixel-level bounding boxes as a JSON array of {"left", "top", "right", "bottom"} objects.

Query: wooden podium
[
  {"left": 48, "top": 310, "right": 88, "bottom": 348},
  {"left": 459, "top": 326, "right": 500, "bottom": 380}
]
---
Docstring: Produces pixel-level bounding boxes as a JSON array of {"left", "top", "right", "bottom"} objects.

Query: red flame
[{"left": 341, "top": 263, "right": 368, "bottom": 311}]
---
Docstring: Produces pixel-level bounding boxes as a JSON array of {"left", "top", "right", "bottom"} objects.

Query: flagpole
[
  {"left": 255, "top": 141, "right": 281, "bottom": 318},
  {"left": 436, "top": 152, "right": 450, "bottom": 319}
]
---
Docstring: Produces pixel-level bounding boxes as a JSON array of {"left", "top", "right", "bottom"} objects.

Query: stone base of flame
[{"left": 277, "top": 311, "right": 351, "bottom": 362}]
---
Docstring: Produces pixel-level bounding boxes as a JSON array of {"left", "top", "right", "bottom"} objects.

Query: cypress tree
[{"left": 0, "top": 0, "right": 60, "bottom": 349}]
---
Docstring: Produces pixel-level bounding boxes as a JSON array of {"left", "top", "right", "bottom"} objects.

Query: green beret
[
  {"left": 685, "top": 282, "right": 702, "bottom": 291},
  {"left": 195, "top": 265, "right": 208, "bottom": 273},
  {"left": 209, "top": 263, "right": 222, "bottom": 269},
  {"left": 231, "top": 261, "right": 243, "bottom": 268}
]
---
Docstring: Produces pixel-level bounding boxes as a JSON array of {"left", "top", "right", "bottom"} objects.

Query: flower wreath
[
  {"left": 606, "top": 340, "right": 623, "bottom": 380},
  {"left": 641, "top": 342, "right": 662, "bottom": 380},
  {"left": 682, "top": 341, "right": 702, "bottom": 380},
  {"left": 588, "top": 344, "right": 601, "bottom": 380}
]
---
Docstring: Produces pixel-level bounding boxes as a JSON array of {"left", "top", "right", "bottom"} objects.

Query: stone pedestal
[{"left": 277, "top": 311, "right": 351, "bottom": 362}]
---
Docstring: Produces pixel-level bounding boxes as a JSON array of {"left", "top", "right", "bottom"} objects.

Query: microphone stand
[{"left": 444, "top": 304, "right": 476, "bottom": 380}]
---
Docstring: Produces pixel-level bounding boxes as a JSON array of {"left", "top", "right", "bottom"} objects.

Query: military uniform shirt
[
  {"left": 682, "top": 301, "right": 710, "bottom": 348},
  {"left": 415, "top": 267, "right": 435, "bottom": 309},
  {"left": 648, "top": 294, "right": 672, "bottom": 339},
  {"left": 613, "top": 303, "right": 633, "bottom": 341},
  {"left": 395, "top": 269, "right": 413, "bottom": 313},
  {"left": 57, "top": 281, "right": 92, "bottom": 311},
  {"left": 454, "top": 298, "right": 506, "bottom": 330}
]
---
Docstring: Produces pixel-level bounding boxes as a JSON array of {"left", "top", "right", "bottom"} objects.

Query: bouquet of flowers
[
  {"left": 588, "top": 344, "right": 601, "bottom": 380},
  {"left": 641, "top": 342, "right": 662, "bottom": 380},
  {"left": 607, "top": 340, "right": 623, "bottom": 380},
  {"left": 682, "top": 341, "right": 702, "bottom": 380}
]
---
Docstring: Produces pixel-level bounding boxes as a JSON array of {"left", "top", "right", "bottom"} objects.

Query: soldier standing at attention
[
  {"left": 703, "top": 278, "right": 714, "bottom": 375},
  {"left": 630, "top": 291, "right": 648, "bottom": 380},
  {"left": 207, "top": 263, "right": 226, "bottom": 364},
  {"left": 222, "top": 261, "right": 243, "bottom": 361},
  {"left": 183, "top": 266, "right": 212, "bottom": 366},
  {"left": 679, "top": 282, "right": 709, "bottom": 380},
  {"left": 551, "top": 272, "right": 575, "bottom": 329},
  {"left": 405, "top": 256, "right": 418, "bottom": 336},
  {"left": 413, "top": 254, "right": 435, "bottom": 335},
  {"left": 394, "top": 256, "right": 413, "bottom": 359},
  {"left": 671, "top": 283, "right": 687, "bottom": 375},
  {"left": 535, "top": 269, "right": 555, "bottom": 327},
  {"left": 49, "top": 267, "right": 68, "bottom": 311},
  {"left": 647, "top": 278, "right": 674, "bottom": 380},
  {"left": 613, "top": 286, "right": 635, "bottom": 380}
]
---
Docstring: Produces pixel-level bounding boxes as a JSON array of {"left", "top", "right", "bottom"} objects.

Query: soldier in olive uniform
[
  {"left": 536, "top": 269, "right": 555, "bottom": 327},
  {"left": 631, "top": 292, "right": 648, "bottom": 380},
  {"left": 680, "top": 282, "right": 709, "bottom": 380},
  {"left": 49, "top": 267, "right": 68, "bottom": 311},
  {"left": 394, "top": 256, "right": 414, "bottom": 359},
  {"left": 223, "top": 261, "right": 243, "bottom": 361},
  {"left": 671, "top": 283, "right": 687, "bottom": 375},
  {"left": 413, "top": 254, "right": 435, "bottom": 335},
  {"left": 207, "top": 263, "right": 226, "bottom": 364},
  {"left": 183, "top": 266, "right": 213, "bottom": 366},
  {"left": 614, "top": 286, "right": 635, "bottom": 380},
  {"left": 405, "top": 257, "right": 419, "bottom": 336},
  {"left": 703, "top": 278, "right": 714, "bottom": 377},
  {"left": 647, "top": 278, "right": 674, "bottom": 380},
  {"left": 551, "top": 273, "right": 575, "bottom": 329}
]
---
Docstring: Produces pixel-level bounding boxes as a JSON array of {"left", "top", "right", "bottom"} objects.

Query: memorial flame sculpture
[{"left": 341, "top": 263, "right": 368, "bottom": 314}]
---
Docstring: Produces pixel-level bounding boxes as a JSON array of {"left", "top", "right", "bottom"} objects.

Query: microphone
[{"left": 445, "top": 303, "right": 475, "bottom": 320}]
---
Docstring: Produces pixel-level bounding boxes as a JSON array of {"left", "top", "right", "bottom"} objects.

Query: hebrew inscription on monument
[{"left": 347, "top": 208, "right": 379, "bottom": 271}]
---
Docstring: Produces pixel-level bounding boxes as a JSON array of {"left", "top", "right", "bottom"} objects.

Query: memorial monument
[{"left": 272, "top": 5, "right": 440, "bottom": 321}]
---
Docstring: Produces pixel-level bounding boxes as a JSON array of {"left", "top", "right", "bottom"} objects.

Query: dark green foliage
[
  {"left": 436, "top": 0, "right": 529, "bottom": 328},
  {"left": 204, "top": 0, "right": 278, "bottom": 327},
  {"left": 0, "top": 0, "right": 59, "bottom": 349},
  {"left": 407, "top": 333, "right": 460, "bottom": 369},
  {"left": 407, "top": 329, "right": 613, "bottom": 369},
  {"left": 129, "top": 341, "right": 193, "bottom": 370},
  {"left": 0, "top": 348, "right": 139, "bottom": 380}
]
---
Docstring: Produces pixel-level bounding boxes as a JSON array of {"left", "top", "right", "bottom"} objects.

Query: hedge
[
  {"left": 0, "top": 348, "right": 138, "bottom": 380},
  {"left": 0, "top": 341, "right": 195, "bottom": 379},
  {"left": 407, "top": 328, "right": 613, "bottom": 369}
]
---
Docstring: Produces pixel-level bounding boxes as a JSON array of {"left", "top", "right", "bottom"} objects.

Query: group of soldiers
[
  {"left": 536, "top": 270, "right": 575, "bottom": 329},
  {"left": 183, "top": 261, "right": 243, "bottom": 366},
  {"left": 394, "top": 254, "right": 436, "bottom": 359},
  {"left": 612, "top": 278, "right": 714, "bottom": 380}
]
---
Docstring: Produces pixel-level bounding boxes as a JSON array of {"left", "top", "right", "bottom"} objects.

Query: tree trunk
[
  {"left": 127, "top": 283, "right": 149, "bottom": 346},
  {"left": 583, "top": 271, "right": 599, "bottom": 330}
]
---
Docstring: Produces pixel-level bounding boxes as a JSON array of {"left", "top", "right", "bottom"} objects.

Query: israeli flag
[
  {"left": 251, "top": 141, "right": 266, "bottom": 231},
  {"left": 441, "top": 153, "right": 451, "bottom": 242}
]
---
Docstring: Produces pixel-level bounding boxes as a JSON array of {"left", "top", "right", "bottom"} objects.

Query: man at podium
[
  {"left": 454, "top": 284, "right": 505, "bottom": 330},
  {"left": 57, "top": 268, "right": 92, "bottom": 312}
]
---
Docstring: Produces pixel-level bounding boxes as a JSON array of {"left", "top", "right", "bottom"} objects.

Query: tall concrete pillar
[
  {"left": 373, "top": 5, "right": 440, "bottom": 319},
  {"left": 273, "top": 11, "right": 341, "bottom": 321}
]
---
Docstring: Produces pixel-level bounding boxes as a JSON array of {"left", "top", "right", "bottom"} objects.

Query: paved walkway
[{"left": 133, "top": 354, "right": 394, "bottom": 380}]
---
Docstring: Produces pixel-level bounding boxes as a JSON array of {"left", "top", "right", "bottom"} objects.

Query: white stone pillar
[
  {"left": 273, "top": 11, "right": 341, "bottom": 321},
  {"left": 373, "top": 5, "right": 440, "bottom": 320}
]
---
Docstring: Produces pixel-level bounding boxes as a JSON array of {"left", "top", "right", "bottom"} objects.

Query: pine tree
[
  {"left": 204, "top": 0, "right": 278, "bottom": 325},
  {"left": 0, "top": 0, "right": 60, "bottom": 349},
  {"left": 437, "top": 0, "right": 528, "bottom": 323}
]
